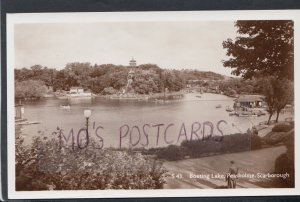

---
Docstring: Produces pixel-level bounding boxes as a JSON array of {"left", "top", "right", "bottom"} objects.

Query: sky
[{"left": 14, "top": 21, "right": 238, "bottom": 76}]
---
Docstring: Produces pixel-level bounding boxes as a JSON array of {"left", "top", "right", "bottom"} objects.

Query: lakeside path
[{"left": 163, "top": 146, "right": 286, "bottom": 189}]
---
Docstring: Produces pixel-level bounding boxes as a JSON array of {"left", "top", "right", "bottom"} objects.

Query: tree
[
  {"left": 223, "top": 20, "right": 294, "bottom": 80},
  {"left": 102, "top": 87, "right": 118, "bottom": 95},
  {"left": 64, "top": 62, "right": 93, "bottom": 89},
  {"left": 262, "top": 76, "right": 293, "bottom": 124},
  {"left": 30, "top": 65, "right": 44, "bottom": 78},
  {"left": 132, "top": 71, "right": 160, "bottom": 94},
  {"left": 273, "top": 79, "right": 293, "bottom": 122},
  {"left": 262, "top": 77, "right": 277, "bottom": 124},
  {"left": 15, "top": 68, "right": 34, "bottom": 81},
  {"left": 39, "top": 67, "right": 57, "bottom": 88},
  {"left": 15, "top": 66, "right": 58, "bottom": 91},
  {"left": 109, "top": 70, "right": 129, "bottom": 90},
  {"left": 15, "top": 80, "right": 48, "bottom": 99},
  {"left": 163, "top": 71, "right": 184, "bottom": 92},
  {"left": 53, "top": 70, "right": 72, "bottom": 91},
  {"left": 137, "top": 63, "right": 160, "bottom": 71}
]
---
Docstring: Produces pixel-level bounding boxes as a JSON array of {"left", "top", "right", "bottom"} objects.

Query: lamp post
[{"left": 84, "top": 109, "right": 92, "bottom": 146}]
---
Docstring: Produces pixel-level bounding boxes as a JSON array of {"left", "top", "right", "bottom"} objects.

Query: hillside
[{"left": 15, "top": 63, "right": 226, "bottom": 97}]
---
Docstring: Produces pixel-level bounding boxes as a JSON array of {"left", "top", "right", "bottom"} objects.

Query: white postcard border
[{"left": 6, "top": 10, "right": 300, "bottom": 199}]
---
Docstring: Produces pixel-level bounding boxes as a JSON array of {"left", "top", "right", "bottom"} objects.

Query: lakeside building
[
  {"left": 68, "top": 87, "right": 92, "bottom": 97},
  {"left": 234, "top": 95, "right": 264, "bottom": 108},
  {"left": 70, "top": 87, "right": 85, "bottom": 94}
]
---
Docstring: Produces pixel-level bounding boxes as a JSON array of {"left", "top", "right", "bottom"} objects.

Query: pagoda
[{"left": 129, "top": 57, "right": 137, "bottom": 67}]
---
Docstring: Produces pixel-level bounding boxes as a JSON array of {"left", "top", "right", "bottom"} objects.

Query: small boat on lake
[
  {"left": 215, "top": 104, "right": 222, "bottom": 108},
  {"left": 60, "top": 104, "right": 71, "bottom": 110},
  {"left": 237, "top": 111, "right": 258, "bottom": 117},
  {"left": 226, "top": 106, "right": 234, "bottom": 112},
  {"left": 229, "top": 111, "right": 237, "bottom": 116},
  {"left": 238, "top": 114, "right": 258, "bottom": 117}
]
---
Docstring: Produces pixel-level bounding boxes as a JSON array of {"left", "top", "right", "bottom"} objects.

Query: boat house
[
  {"left": 234, "top": 95, "right": 264, "bottom": 108},
  {"left": 68, "top": 87, "right": 92, "bottom": 98},
  {"left": 70, "top": 87, "right": 84, "bottom": 94}
]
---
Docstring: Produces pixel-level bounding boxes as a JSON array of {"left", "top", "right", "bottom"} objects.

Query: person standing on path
[{"left": 227, "top": 160, "right": 239, "bottom": 188}]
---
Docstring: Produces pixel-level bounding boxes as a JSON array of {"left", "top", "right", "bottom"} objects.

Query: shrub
[
  {"left": 274, "top": 131, "right": 294, "bottom": 187},
  {"left": 181, "top": 139, "right": 222, "bottom": 157},
  {"left": 155, "top": 133, "right": 252, "bottom": 161},
  {"left": 15, "top": 80, "right": 48, "bottom": 99},
  {"left": 102, "top": 87, "right": 118, "bottom": 95},
  {"left": 16, "top": 135, "right": 167, "bottom": 190},
  {"left": 250, "top": 134, "right": 262, "bottom": 150},
  {"left": 156, "top": 145, "right": 186, "bottom": 161},
  {"left": 217, "top": 133, "right": 251, "bottom": 153},
  {"left": 264, "top": 132, "right": 287, "bottom": 146},
  {"left": 272, "top": 124, "right": 292, "bottom": 132}
]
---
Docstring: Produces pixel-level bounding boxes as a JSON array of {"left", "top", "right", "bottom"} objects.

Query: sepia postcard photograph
[{"left": 5, "top": 10, "right": 300, "bottom": 199}]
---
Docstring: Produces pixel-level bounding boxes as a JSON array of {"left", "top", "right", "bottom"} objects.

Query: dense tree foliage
[
  {"left": 15, "top": 130, "right": 167, "bottom": 190},
  {"left": 219, "top": 78, "right": 262, "bottom": 96},
  {"left": 15, "top": 80, "right": 48, "bottom": 99},
  {"left": 223, "top": 20, "right": 294, "bottom": 80},
  {"left": 223, "top": 20, "right": 294, "bottom": 124},
  {"left": 132, "top": 71, "right": 160, "bottom": 94},
  {"left": 15, "top": 65, "right": 57, "bottom": 87},
  {"left": 102, "top": 87, "right": 118, "bottom": 95},
  {"left": 15, "top": 63, "right": 224, "bottom": 96},
  {"left": 181, "top": 70, "right": 224, "bottom": 80}
]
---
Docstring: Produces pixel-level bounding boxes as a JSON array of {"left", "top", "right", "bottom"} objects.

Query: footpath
[{"left": 163, "top": 146, "right": 286, "bottom": 189}]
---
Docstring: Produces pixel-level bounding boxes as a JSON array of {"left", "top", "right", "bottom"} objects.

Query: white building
[{"left": 69, "top": 87, "right": 84, "bottom": 94}]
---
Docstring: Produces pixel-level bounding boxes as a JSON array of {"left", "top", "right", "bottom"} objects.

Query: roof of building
[
  {"left": 235, "top": 95, "right": 264, "bottom": 102},
  {"left": 129, "top": 57, "right": 136, "bottom": 62}
]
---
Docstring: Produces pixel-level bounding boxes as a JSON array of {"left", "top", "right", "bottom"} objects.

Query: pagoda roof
[{"left": 129, "top": 57, "right": 136, "bottom": 62}]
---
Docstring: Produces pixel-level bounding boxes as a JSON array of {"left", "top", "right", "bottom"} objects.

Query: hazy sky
[{"left": 14, "top": 21, "right": 238, "bottom": 76}]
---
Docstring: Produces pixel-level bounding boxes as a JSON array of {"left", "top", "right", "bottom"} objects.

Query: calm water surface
[{"left": 19, "top": 93, "right": 276, "bottom": 148}]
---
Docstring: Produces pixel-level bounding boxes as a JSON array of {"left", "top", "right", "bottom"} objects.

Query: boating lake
[{"left": 17, "top": 93, "right": 291, "bottom": 148}]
